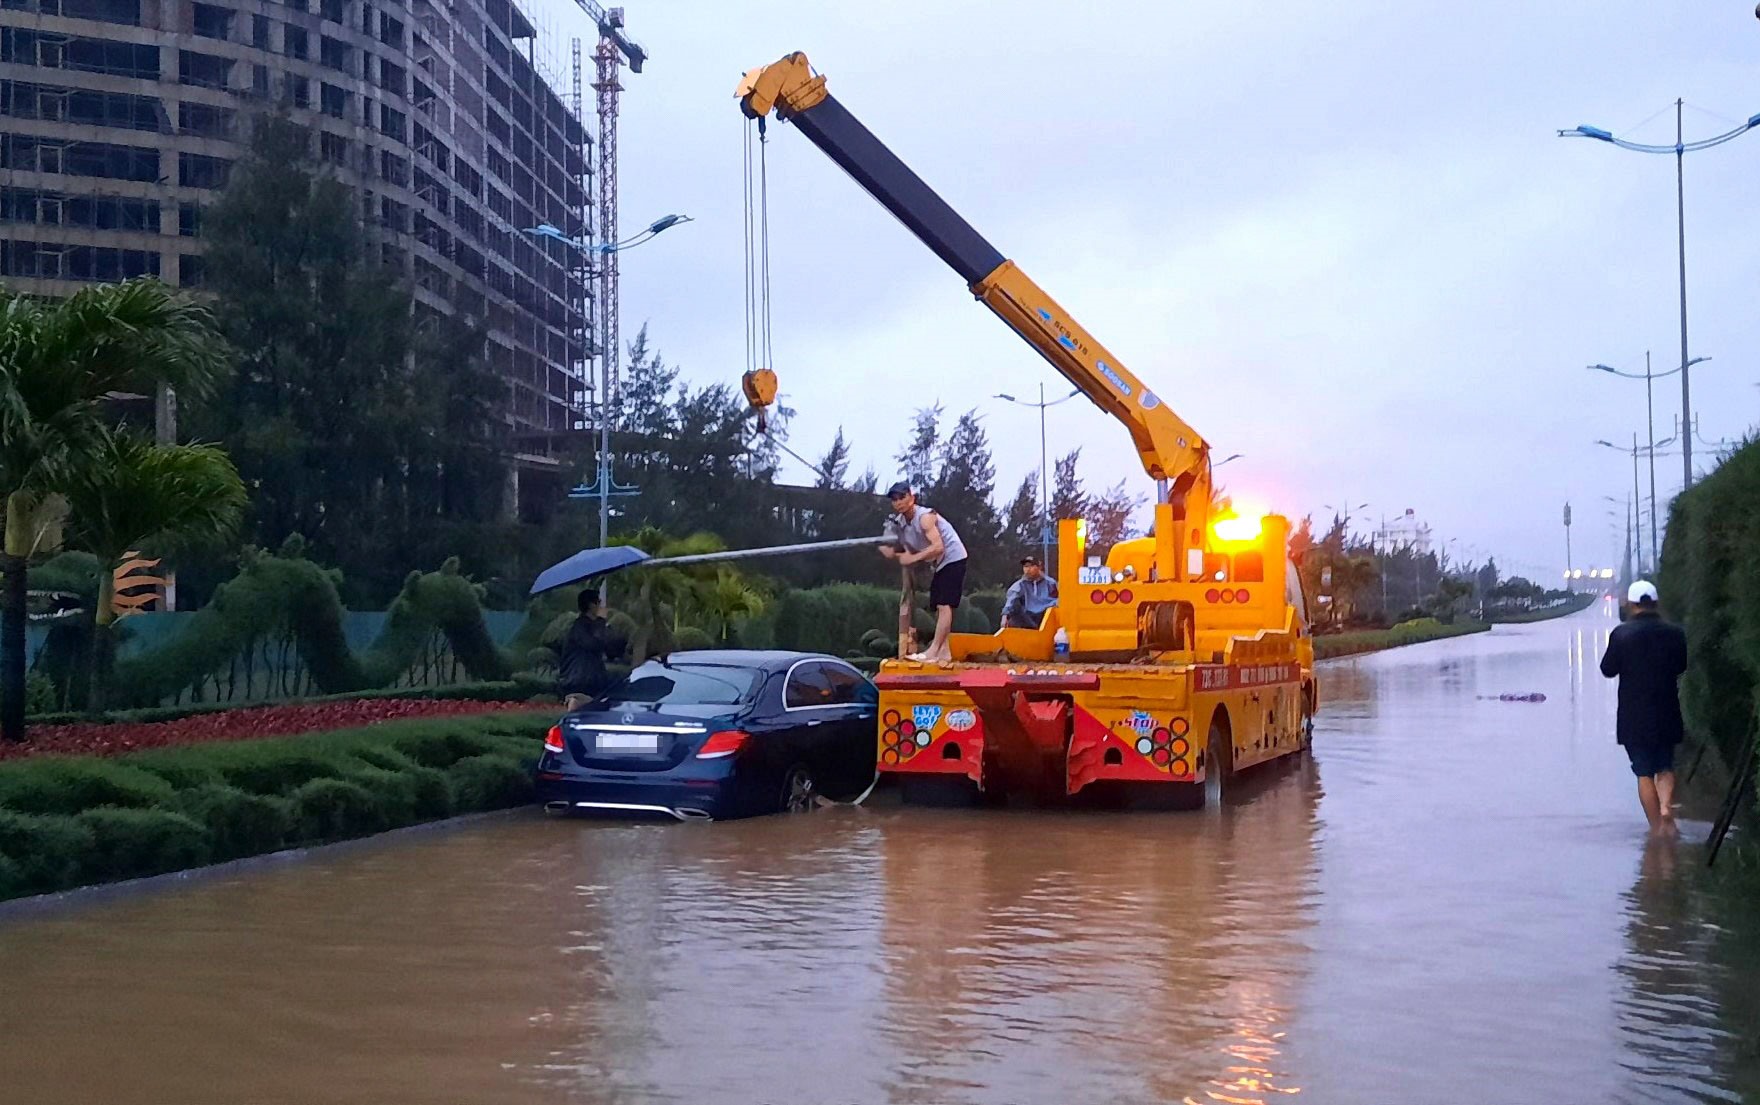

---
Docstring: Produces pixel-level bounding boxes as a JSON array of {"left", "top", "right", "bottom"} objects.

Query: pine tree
[
  {"left": 1085, "top": 479, "right": 1143, "bottom": 554},
  {"left": 815, "top": 427, "right": 851, "bottom": 490},
  {"left": 895, "top": 405, "right": 941, "bottom": 491},
  {"left": 1051, "top": 448, "right": 1087, "bottom": 523},
  {"left": 1002, "top": 472, "right": 1041, "bottom": 559}
]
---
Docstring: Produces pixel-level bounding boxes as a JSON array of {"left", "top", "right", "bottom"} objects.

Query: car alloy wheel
[{"left": 782, "top": 765, "right": 817, "bottom": 813}]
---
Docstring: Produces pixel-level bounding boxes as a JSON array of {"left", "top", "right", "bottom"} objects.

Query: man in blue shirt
[{"left": 1001, "top": 556, "right": 1058, "bottom": 629}]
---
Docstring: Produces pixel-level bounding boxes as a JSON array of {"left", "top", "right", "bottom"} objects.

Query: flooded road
[{"left": 3, "top": 603, "right": 1757, "bottom": 1104}]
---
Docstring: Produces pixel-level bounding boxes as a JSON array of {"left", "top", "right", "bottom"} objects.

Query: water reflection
[
  {"left": 1614, "top": 838, "right": 1746, "bottom": 1105},
  {"left": 874, "top": 761, "right": 1322, "bottom": 1105}
]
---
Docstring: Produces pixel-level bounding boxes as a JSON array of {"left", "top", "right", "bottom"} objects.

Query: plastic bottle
[{"left": 1053, "top": 626, "right": 1070, "bottom": 659}]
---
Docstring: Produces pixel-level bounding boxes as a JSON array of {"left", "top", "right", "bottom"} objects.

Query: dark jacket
[
  {"left": 1598, "top": 611, "right": 1688, "bottom": 747},
  {"left": 558, "top": 615, "right": 623, "bottom": 696}
]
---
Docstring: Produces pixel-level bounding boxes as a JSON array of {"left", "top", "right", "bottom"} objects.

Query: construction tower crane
[{"left": 569, "top": 1, "right": 644, "bottom": 544}]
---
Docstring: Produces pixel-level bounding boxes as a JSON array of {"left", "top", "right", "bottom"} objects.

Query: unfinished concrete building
[{"left": 0, "top": 0, "right": 594, "bottom": 504}]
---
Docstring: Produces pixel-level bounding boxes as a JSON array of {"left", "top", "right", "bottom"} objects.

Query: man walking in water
[
  {"left": 1599, "top": 580, "right": 1689, "bottom": 835},
  {"left": 881, "top": 481, "right": 967, "bottom": 664}
]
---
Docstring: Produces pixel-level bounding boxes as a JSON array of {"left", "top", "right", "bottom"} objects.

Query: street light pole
[
  {"left": 1564, "top": 501, "right": 1572, "bottom": 581},
  {"left": 1630, "top": 433, "right": 1642, "bottom": 576},
  {"left": 1675, "top": 100, "right": 1692, "bottom": 492},
  {"left": 1644, "top": 351, "right": 1658, "bottom": 571},
  {"left": 523, "top": 216, "right": 691, "bottom": 546},
  {"left": 1038, "top": 382, "right": 1049, "bottom": 569}
]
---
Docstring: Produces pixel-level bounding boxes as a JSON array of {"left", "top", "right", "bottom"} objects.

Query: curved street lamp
[
  {"left": 1586, "top": 354, "right": 1708, "bottom": 569},
  {"left": 1560, "top": 100, "right": 1760, "bottom": 488},
  {"left": 522, "top": 214, "right": 694, "bottom": 544}
]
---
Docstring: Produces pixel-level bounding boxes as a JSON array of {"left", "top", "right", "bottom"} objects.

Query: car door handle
[{"left": 806, "top": 718, "right": 824, "bottom": 726}]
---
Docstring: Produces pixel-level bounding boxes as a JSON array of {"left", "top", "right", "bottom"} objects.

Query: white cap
[{"left": 1627, "top": 580, "right": 1658, "bottom": 604}]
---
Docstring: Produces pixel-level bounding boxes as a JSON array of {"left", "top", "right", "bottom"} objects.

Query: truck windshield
[{"left": 598, "top": 662, "right": 759, "bottom": 707}]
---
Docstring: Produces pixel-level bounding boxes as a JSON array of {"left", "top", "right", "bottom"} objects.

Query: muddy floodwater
[{"left": 3, "top": 603, "right": 1759, "bottom": 1104}]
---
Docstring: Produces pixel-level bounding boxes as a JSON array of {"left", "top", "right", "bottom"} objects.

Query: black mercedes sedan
[{"left": 536, "top": 650, "right": 879, "bottom": 821}]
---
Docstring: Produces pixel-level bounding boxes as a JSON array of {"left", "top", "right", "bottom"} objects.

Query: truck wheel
[{"left": 1204, "top": 715, "right": 1233, "bottom": 808}]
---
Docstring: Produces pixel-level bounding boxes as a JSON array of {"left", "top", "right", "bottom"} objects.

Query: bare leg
[
  {"left": 928, "top": 604, "right": 955, "bottom": 662},
  {"left": 1655, "top": 771, "right": 1677, "bottom": 821},
  {"left": 1637, "top": 776, "right": 1662, "bottom": 833}
]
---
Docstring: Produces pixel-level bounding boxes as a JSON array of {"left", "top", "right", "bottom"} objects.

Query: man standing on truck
[
  {"left": 1598, "top": 580, "right": 1689, "bottom": 835},
  {"left": 1001, "top": 556, "right": 1058, "bottom": 629},
  {"left": 881, "top": 482, "right": 967, "bottom": 664}
]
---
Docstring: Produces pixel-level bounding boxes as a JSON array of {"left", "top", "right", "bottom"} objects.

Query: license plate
[{"left": 595, "top": 732, "right": 660, "bottom": 753}]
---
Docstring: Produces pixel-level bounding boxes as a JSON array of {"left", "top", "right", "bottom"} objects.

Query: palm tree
[
  {"left": 0, "top": 279, "right": 228, "bottom": 740},
  {"left": 611, "top": 527, "right": 724, "bottom": 664},
  {"left": 64, "top": 430, "right": 246, "bottom": 710},
  {"left": 698, "top": 569, "right": 767, "bottom": 644}
]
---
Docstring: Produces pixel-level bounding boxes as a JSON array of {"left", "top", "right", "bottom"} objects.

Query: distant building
[
  {"left": 1375, "top": 508, "right": 1433, "bottom": 555},
  {"left": 0, "top": 0, "right": 592, "bottom": 449}
]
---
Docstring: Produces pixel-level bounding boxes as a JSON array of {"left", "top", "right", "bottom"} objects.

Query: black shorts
[
  {"left": 1625, "top": 741, "right": 1676, "bottom": 778},
  {"left": 928, "top": 559, "right": 967, "bottom": 610}
]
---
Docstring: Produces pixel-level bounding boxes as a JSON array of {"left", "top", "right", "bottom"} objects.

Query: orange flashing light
[{"left": 1211, "top": 513, "right": 1264, "bottom": 544}]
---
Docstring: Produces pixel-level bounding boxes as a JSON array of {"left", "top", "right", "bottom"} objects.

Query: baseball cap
[
  {"left": 1627, "top": 580, "right": 1658, "bottom": 604},
  {"left": 886, "top": 481, "right": 911, "bottom": 499},
  {"left": 1020, "top": 555, "right": 1040, "bottom": 566}
]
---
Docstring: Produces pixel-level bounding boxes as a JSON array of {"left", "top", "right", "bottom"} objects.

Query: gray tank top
[{"left": 895, "top": 505, "right": 967, "bottom": 571}]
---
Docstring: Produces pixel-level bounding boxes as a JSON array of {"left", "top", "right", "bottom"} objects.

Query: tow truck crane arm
[{"left": 736, "top": 52, "right": 1211, "bottom": 502}]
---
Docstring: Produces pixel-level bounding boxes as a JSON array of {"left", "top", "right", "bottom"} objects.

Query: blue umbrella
[{"left": 528, "top": 545, "right": 651, "bottom": 595}]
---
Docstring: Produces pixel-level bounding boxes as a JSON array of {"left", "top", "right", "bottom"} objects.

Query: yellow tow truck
[{"left": 737, "top": 53, "right": 1315, "bottom": 807}]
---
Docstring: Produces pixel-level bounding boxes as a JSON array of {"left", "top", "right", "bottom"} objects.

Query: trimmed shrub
[
  {"left": 0, "top": 809, "right": 94, "bottom": 893},
  {"left": 386, "top": 728, "right": 501, "bottom": 770},
  {"left": 171, "top": 785, "right": 294, "bottom": 862},
  {"left": 0, "top": 852, "right": 21, "bottom": 899},
  {"left": 447, "top": 754, "right": 534, "bottom": 811},
  {"left": 211, "top": 749, "right": 349, "bottom": 797},
  {"left": 0, "top": 759, "right": 175, "bottom": 817},
  {"left": 75, "top": 807, "right": 211, "bottom": 882},
  {"left": 673, "top": 626, "right": 715, "bottom": 652},
  {"left": 954, "top": 605, "right": 992, "bottom": 635},
  {"left": 342, "top": 766, "right": 421, "bottom": 828},
  {"left": 404, "top": 764, "right": 454, "bottom": 820},
  {"left": 291, "top": 778, "right": 388, "bottom": 842},
  {"left": 134, "top": 759, "right": 227, "bottom": 790}
]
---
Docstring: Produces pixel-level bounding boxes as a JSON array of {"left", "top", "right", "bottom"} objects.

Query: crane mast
[{"left": 736, "top": 53, "right": 1215, "bottom": 534}]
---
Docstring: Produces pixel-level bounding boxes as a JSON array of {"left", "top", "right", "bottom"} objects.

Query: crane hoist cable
[
  {"left": 740, "top": 117, "right": 779, "bottom": 433},
  {"left": 741, "top": 117, "right": 847, "bottom": 489}
]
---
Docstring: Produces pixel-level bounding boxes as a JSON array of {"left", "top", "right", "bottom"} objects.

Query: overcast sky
[{"left": 518, "top": 0, "right": 1759, "bottom": 581}]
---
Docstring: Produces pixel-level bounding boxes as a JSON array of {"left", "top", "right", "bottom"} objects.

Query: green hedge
[
  {"left": 1313, "top": 618, "right": 1491, "bottom": 660},
  {"left": 1658, "top": 437, "right": 1760, "bottom": 799},
  {"left": 1487, "top": 592, "right": 1597, "bottom": 624},
  {"left": 0, "top": 712, "right": 549, "bottom": 901}
]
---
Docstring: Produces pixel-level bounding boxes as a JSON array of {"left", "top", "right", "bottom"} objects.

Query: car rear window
[{"left": 599, "top": 662, "right": 759, "bottom": 707}]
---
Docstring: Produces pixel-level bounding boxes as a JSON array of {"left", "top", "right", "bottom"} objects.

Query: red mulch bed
[{"left": 0, "top": 698, "right": 551, "bottom": 762}]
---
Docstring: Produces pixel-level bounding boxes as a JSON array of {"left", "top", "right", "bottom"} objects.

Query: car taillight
[
  {"left": 696, "top": 730, "right": 750, "bottom": 760},
  {"left": 544, "top": 725, "right": 565, "bottom": 754}
]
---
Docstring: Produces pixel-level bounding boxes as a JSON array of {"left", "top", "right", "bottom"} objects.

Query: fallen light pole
[{"left": 530, "top": 534, "right": 898, "bottom": 595}]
